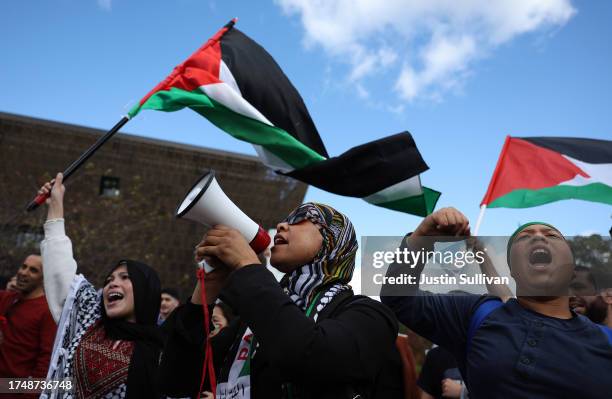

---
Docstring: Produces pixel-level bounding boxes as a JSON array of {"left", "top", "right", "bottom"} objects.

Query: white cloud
[
  {"left": 355, "top": 83, "right": 370, "bottom": 99},
  {"left": 97, "top": 0, "right": 112, "bottom": 11},
  {"left": 276, "top": 0, "right": 576, "bottom": 103}
]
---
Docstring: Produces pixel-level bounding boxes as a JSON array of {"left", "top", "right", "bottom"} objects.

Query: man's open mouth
[{"left": 528, "top": 246, "right": 552, "bottom": 266}]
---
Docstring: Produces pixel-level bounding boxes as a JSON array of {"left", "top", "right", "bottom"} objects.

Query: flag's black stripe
[
  {"left": 286, "top": 132, "right": 429, "bottom": 197},
  {"left": 522, "top": 137, "right": 612, "bottom": 164},
  {"left": 220, "top": 28, "right": 329, "bottom": 158}
]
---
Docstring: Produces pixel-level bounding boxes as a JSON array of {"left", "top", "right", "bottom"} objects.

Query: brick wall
[{"left": 0, "top": 112, "right": 307, "bottom": 297}]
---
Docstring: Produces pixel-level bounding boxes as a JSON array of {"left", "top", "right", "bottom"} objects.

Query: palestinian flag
[
  {"left": 481, "top": 136, "right": 612, "bottom": 208},
  {"left": 128, "top": 19, "right": 439, "bottom": 216}
]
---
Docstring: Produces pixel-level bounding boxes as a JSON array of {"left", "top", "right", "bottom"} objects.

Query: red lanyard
[{"left": 196, "top": 268, "right": 217, "bottom": 398}]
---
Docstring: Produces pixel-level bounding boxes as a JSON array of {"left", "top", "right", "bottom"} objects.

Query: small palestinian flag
[
  {"left": 128, "top": 19, "right": 439, "bottom": 216},
  {"left": 481, "top": 136, "right": 612, "bottom": 208}
]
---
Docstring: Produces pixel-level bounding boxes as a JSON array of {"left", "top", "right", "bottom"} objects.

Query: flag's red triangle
[
  {"left": 137, "top": 21, "right": 237, "bottom": 106},
  {"left": 482, "top": 137, "right": 590, "bottom": 205}
]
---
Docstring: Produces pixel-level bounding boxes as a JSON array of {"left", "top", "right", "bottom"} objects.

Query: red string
[{"left": 196, "top": 268, "right": 217, "bottom": 398}]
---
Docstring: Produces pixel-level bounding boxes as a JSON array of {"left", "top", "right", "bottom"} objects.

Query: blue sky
[{"left": 1, "top": 0, "right": 611, "bottom": 238}]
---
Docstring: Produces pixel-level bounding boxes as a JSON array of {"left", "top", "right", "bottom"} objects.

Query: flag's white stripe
[
  {"left": 201, "top": 82, "right": 294, "bottom": 172},
  {"left": 559, "top": 156, "right": 612, "bottom": 187},
  {"left": 252, "top": 145, "right": 295, "bottom": 173},
  {"left": 363, "top": 175, "right": 424, "bottom": 204},
  {"left": 211, "top": 62, "right": 298, "bottom": 172},
  {"left": 201, "top": 83, "right": 273, "bottom": 126},
  {"left": 219, "top": 60, "right": 241, "bottom": 95}
]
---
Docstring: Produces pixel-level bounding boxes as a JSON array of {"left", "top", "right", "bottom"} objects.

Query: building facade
[{"left": 0, "top": 112, "right": 307, "bottom": 296}]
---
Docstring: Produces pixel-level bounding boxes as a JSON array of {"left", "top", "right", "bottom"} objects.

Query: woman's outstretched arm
[{"left": 39, "top": 173, "right": 78, "bottom": 322}]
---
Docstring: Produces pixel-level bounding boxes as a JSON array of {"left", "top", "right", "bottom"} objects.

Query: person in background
[
  {"left": 569, "top": 266, "right": 598, "bottom": 317},
  {"left": 418, "top": 345, "right": 466, "bottom": 399},
  {"left": 200, "top": 302, "right": 235, "bottom": 398},
  {"left": 5, "top": 276, "right": 18, "bottom": 292},
  {"left": 0, "top": 255, "right": 57, "bottom": 381},
  {"left": 159, "top": 287, "right": 181, "bottom": 325},
  {"left": 210, "top": 302, "right": 233, "bottom": 338},
  {"left": 418, "top": 290, "right": 470, "bottom": 399},
  {"left": 597, "top": 288, "right": 612, "bottom": 328},
  {"left": 570, "top": 266, "right": 612, "bottom": 328}
]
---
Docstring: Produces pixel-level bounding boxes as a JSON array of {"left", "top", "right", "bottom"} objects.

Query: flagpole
[
  {"left": 25, "top": 115, "right": 131, "bottom": 212},
  {"left": 474, "top": 204, "right": 487, "bottom": 236},
  {"left": 475, "top": 136, "right": 511, "bottom": 236}
]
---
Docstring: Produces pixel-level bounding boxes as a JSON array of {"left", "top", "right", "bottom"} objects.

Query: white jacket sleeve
[{"left": 41, "top": 218, "right": 78, "bottom": 323}]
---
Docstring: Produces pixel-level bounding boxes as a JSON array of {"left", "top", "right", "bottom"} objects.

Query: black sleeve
[
  {"left": 417, "top": 347, "right": 450, "bottom": 398},
  {"left": 380, "top": 236, "right": 485, "bottom": 357},
  {"left": 159, "top": 301, "right": 239, "bottom": 397},
  {"left": 219, "top": 264, "right": 399, "bottom": 384}
]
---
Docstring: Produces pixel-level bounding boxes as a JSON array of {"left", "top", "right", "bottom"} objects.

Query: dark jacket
[
  {"left": 381, "top": 236, "right": 612, "bottom": 399},
  {"left": 160, "top": 265, "right": 403, "bottom": 399}
]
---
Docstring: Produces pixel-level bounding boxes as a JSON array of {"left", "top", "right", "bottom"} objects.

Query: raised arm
[
  {"left": 39, "top": 173, "right": 78, "bottom": 322},
  {"left": 468, "top": 237, "right": 513, "bottom": 302},
  {"left": 381, "top": 207, "right": 471, "bottom": 298},
  {"left": 380, "top": 208, "right": 482, "bottom": 352}
]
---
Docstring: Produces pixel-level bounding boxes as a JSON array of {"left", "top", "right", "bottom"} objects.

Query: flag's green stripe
[
  {"left": 368, "top": 187, "right": 441, "bottom": 216},
  {"left": 488, "top": 182, "right": 612, "bottom": 208},
  {"left": 128, "top": 87, "right": 325, "bottom": 169},
  {"left": 128, "top": 103, "right": 143, "bottom": 119},
  {"left": 130, "top": 87, "right": 442, "bottom": 216}
]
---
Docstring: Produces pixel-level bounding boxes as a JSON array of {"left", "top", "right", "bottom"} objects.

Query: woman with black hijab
[
  {"left": 38, "top": 173, "right": 163, "bottom": 398},
  {"left": 161, "top": 202, "right": 403, "bottom": 399}
]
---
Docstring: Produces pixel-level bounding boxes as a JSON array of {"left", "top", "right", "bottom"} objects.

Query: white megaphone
[{"left": 176, "top": 170, "right": 271, "bottom": 272}]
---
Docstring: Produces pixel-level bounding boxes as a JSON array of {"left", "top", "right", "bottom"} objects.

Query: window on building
[
  {"left": 7, "top": 224, "right": 44, "bottom": 248},
  {"left": 100, "top": 176, "right": 120, "bottom": 197}
]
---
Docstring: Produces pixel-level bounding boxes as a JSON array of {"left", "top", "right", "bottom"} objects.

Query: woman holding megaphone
[
  {"left": 37, "top": 173, "right": 164, "bottom": 399},
  {"left": 160, "top": 203, "right": 403, "bottom": 399}
]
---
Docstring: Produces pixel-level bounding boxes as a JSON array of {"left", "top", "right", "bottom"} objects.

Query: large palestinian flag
[
  {"left": 128, "top": 19, "right": 439, "bottom": 216},
  {"left": 481, "top": 136, "right": 612, "bottom": 208}
]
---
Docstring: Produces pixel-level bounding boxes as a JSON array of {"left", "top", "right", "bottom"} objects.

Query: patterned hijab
[{"left": 280, "top": 203, "right": 358, "bottom": 318}]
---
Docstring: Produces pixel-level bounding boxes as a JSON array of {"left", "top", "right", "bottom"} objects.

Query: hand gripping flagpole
[{"left": 25, "top": 116, "right": 131, "bottom": 212}]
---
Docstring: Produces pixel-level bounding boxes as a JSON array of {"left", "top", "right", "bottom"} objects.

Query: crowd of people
[{"left": 0, "top": 172, "right": 610, "bottom": 398}]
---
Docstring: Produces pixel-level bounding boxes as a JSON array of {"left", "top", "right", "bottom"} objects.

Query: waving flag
[
  {"left": 129, "top": 19, "right": 439, "bottom": 216},
  {"left": 481, "top": 136, "right": 612, "bottom": 208}
]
